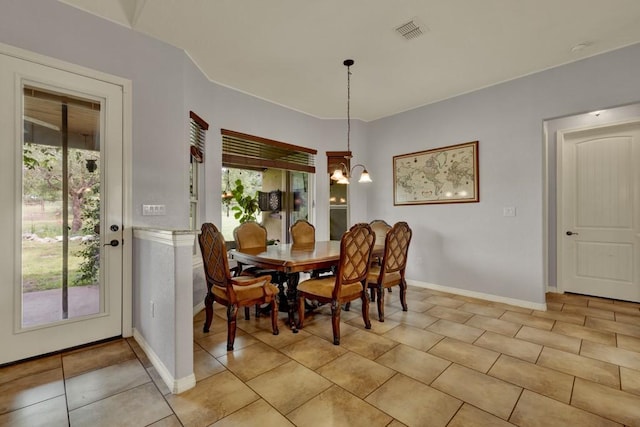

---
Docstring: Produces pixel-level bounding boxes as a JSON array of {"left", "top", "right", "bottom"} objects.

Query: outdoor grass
[{"left": 22, "top": 239, "right": 90, "bottom": 292}]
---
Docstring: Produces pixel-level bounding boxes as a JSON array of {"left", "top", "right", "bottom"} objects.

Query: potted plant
[{"left": 230, "top": 179, "right": 260, "bottom": 223}]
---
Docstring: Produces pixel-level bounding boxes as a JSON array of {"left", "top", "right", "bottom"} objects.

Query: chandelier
[{"left": 330, "top": 59, "right": 372, "bottom": 185}]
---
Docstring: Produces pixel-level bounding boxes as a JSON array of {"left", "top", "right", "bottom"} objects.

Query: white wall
[{"left": 367, "top": 44, "right": 640, "bottom": 304}]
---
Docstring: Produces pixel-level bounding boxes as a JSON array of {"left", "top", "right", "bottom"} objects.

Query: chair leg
[
  {"left": 331, "top": 299, "right": 341, "bottom": 345},
  {"left": 227, "top": 304, "right": 239, "bottom": 351},
  {"left": 361, "top": 291, "right": 371, "bottom": 330},
  {"left": 399, "top": 279, "right": 408, "bottom": 311},
  {"left": 377, "top": 285, "right": 385, "bottom": 322},
  {"left": 244, "top": 306, "right": 250, "bottom": 320},
  {"left": 270, "top": 298, "right": 279, "bottom": 336},
  {"left": 297, "top": 295, "right": 306, "bottom": 329},
  {"left": 203, "top": 293, "right": 214, "bottom": 333},
  {"left": 344, "top": 301, "right": 351, "bottom": 311},
  {"left": 370, "top": 287, "right": 376, "bottom": 302}
]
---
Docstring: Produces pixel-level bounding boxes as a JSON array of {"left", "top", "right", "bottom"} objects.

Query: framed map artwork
[{"left": 393, "top": 141, "right": 479, "bottom": 205}]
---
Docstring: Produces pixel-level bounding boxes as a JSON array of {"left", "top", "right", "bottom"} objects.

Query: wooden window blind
[{"left": 190, "top": 111, "right": 208, "bottom": 163}]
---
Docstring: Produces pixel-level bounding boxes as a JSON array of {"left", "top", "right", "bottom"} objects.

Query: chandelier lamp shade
[{"left": 330, "top": 59, "right": 372, "bottom": 185}]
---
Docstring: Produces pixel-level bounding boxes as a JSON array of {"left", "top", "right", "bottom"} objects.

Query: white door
[
  {"left": 559, "top": 121, "right": 640, "bottom": 302},
  {"left": 0, "top": 50, "right": 124, "bottom": 364}
]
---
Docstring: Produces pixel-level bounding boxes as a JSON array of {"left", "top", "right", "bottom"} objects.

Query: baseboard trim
[
  {"left": 193, "top": 301, "right": 205, "bottom": 317},
  {"left": 407, "top": 280, "right": 547, "bottom": 311},
  {"left": 132, "top": 328, "right": 196, "bottom": 394}
]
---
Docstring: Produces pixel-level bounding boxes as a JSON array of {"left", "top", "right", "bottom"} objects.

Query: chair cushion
[
  {"left": 298, "top": 276, "right": 364, "bottom": 299},
  {"left": 367, "top": 266, "right": 401, "bottom": 287},
  {"left": 212, "top": 280, "right": 278, "bottom": 303}
]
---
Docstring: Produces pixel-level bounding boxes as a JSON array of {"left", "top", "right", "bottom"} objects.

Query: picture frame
[{"left": 393, "top": 141, "right": 479, "bottom": 205}]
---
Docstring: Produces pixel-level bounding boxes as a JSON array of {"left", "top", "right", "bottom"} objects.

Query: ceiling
[{"left": 59, "top": 0, "right": 640, "bottom": 121}]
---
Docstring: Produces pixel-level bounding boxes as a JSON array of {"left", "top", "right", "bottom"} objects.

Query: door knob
[
  {"left": 110, "top": 224, "right": 119, "bottom": 232},
  {"left": 566, "top": 231, "right": 579, "bottom": 236},
  {"left": 104, "top": 239, "right": 120, "bottom": 247}
]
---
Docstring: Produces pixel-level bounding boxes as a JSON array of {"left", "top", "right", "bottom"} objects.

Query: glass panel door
[{"left": 22, "top": 86, "right": 102, "bottom": 327}]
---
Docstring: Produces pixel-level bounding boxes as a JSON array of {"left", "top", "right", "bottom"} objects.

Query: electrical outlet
[{"left": 142, "top": 204, "right": 166, "bottom": 216}]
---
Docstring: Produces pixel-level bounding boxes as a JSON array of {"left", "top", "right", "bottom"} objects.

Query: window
[
  {"left": 327, "top": 151, "right": 350, "bottom": 240},
  {"left": 189, "top": 111, "right": 207, "bottom": 249}
]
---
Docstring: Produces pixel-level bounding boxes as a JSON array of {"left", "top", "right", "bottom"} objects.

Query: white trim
[
  {"left": 408, "top": 279, "right": 547, "bottom": 311},
  {"left": 193, "top": 301, "right": 205, "bottom": 317},
  {"left": 133, "top": 228, "right": 197, "bottom": 247},
  {"left": 122, "top": 79, "right": 133, "bottom": 338},
  {"left": 133, "top": 328, "right": 196, "bottom": 394}
]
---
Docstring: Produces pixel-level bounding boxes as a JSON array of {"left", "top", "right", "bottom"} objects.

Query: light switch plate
[
  {"left": 142, "top": 204, "right": 166, "bottom": 216},
  {"left": 503, "top": 207, "right": 516, "bottom": 217}
]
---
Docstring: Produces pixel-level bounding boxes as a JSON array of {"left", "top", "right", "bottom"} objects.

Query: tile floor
[{"left": 1, "top": 287, "right": 640, "bottom": 426}]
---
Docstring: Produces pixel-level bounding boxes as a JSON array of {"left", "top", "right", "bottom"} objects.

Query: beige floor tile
[
  {"left": 366, "top": 374, "right": 461, "bottom": 427},
  {"left": 70, "top": 382, "right": 172, "bottom": 427},
  {"left": 339, "top": 329, "right": 398, "bottom": 359},
  {"left": 427, "top": 319, "right": 484, "bottom": 343},
  {"left": 426, "top": 305, "right": 474, "bottom": 323},
  {"left": 65, "top": 358, "right": 150, "bottom": 410},
  {"left": 317, "top": 352, "right": 395, "bottom": 398},
  {"left": 389, "top": 298, "right": 434, "bottom": 313},
  {"left": 196, "top": 329, "right": 259, "bottom": 357},
  {"left": 500, "top": 311, "right": 555, "bottom": 330},
  {"left": 382, "top": 324, "right": 444, "bottom": 351},
  {"left": 490, "top": 302, "right": 534, "bottom": 314},
  {"left": 218, "top": 342, "right": 290, "bottom": 381},
  {"left": 465, "top": 314, "right": 521, "bottom": 337},
  {"left": 357, "top": 316, "right": 402, "bottom": 335},
  {"left": 252, "top": 325, "right": 311, "bottom": 348},
  {"left": 0, "top": 395, "right": 68, "bottom": 427},
  {"left": 447, "top": 403, "right": 515, "bottom": 427},
  {"left": 532, "top": 309, "right": 585, "bottom": 325},
  {"left": 0, "top": 368, "right": 64, "bottom": 414},
  {"left": 572, "top": 377, "right": 640, "bottom": 426},
  {"left": 376, "top": 344, "right": 450, "bottom": 385},
  {"left": 147, "top": 366, "right": 171, "bottom": 395},
  {"left": 298, "top": 315, "right": 359, "bottom": 343},
  {"left": 562, "top": 304, "right": 615, "bottom": 320},
  {"left": 193, "top": 346, "right": 226, "bottom": 381},
  {"left": 552, "top": 321, "right": 617, "bottom": 346},
  {"left": 546, "top": 293, "right": 590, "bottom": 306},
  {"left": 546, "top": 301, "right": 565, "bottom": 311},
  {"left": 126, "top": 337, "right": 152, "bottom": 368},
  {"left": 247, "top": 360, "right": 332, "bottom": 413},
  {"left": 510, "top": 390, "right": 621, "bottom": 427},
  {"left": 0, "top": 355, "right": 61, "bottom": 385},
  {"left": 62, "top": 339, "right": 136, "bottom": 378},
  {"left": 488, "top": 354, "right": 573, "bottom": 403},
  {"left": 615, "top": 312, "right": 640, "bottom": 325},
  {"left": 621, "top": 367, "right": 640, "bottom": 396},
  {"left": 581, "top": 340, "right": 640, "bottom": 371},
  {"left": 537, "top": 347, "right": 619, "bottom": 388},
  {"left": 431, "top": 364, "right": 521, "bottom": 420},
  {"left": 458, "top": 302, "right": 506, "bottom": 318},
  {"left": 474, "top": 331, "right": 542, "bottom": 363},
  {"left": 589, "top": 300, "right": 640, "bottom": 316},
  {"left": 211, "top": 399, "right": 295, "bottom": 426},
  {"left": 515, "top": 325, "right": 582, "bottom": 354},
  {"left": 149, "top": 415, "right": 183, "bottom": 427},
  {"left": 424, "top": 295, "right": 466, "bottom": 308},
  {"left": 613, "top": 299, "right": 640, "bottom": 309},
  {"left": 618, "top": 334, "right": 640, "bottom": 352},
  {"left": 166, "top": 371, "right": 258, "bottom": 426},
  {"left": 387, "top": 310, "right": 439, "bottom": 328},
  {"left": 288, "top": 385, "right": 393, "bottom": 426},
  {"left": 428, "top": 337, "right": 499, "bottom": 373},
  {"left": 279, "top": 335, "right": 347, "bottom": 369}
]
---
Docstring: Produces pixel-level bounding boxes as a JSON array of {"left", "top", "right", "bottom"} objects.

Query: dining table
[{"left": 230, "top": 240, "right": 383, "bottom": 332}]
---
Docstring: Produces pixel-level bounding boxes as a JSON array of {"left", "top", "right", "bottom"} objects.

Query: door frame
[
  {"left": 1, "top": 41, "right": 133, "bottom": 339},
  {"left": 555, "top": 117, "right": 640, "bottom": 295}
]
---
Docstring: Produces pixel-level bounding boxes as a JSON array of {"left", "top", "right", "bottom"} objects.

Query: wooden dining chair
[
  {"left": 368, "top": 219, "right": 392, "bottom": 301},
  {"left": 366, "top": 221, "right": 412, "bottom": 322},
  {"left": 296, "top": 223, "right": 376, "bottom": 345},
  {"left": 198, "top": 223, "right": 279, "bottom": 350},
  {"left": 233, "top": 220, "right": 283, "bottom": 317},
  {"left": 290, "top": 219, "right": 316, "bottom": 245}
]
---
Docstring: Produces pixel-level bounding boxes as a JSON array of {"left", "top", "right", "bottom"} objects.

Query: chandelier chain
[{"left": 347, "top": 63, "right": 351, "bottom": 154}]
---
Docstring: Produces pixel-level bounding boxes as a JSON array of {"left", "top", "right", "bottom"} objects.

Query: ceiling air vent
[{"left": 395, "top": 19, "right": 425, "bottom": 40}]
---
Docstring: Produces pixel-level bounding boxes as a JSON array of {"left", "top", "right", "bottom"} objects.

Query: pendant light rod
[{"left": 344, "top": 59, "right": 353, "bottom": 158}]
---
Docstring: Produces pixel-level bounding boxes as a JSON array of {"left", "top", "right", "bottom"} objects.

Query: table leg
[{"left": 286, "top": 272, "right": 300, "bottom": 333}]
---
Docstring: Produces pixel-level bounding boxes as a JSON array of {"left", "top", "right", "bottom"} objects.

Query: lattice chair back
[
  {"left": 336, "top": 223, "right": 376, "bottom": 288},
  {"left": 198, "top": 223, "right": 232, "bottom": 288},
  {"left": 382, "top": 221, "right": 412, "bottom": 275},
  {"left": 369, "top": 219, "right": 391, "bottom": 242}
]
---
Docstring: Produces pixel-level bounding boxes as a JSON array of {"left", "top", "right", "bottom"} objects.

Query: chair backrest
[
  {"left": 334, "top": 223, "right": 375, "bottom": 292},
  {"left": 369, "top": 219, "right": 391, "bottom": 242},
  {"left": 381, "top": 221, "right": 412, "bottom": 275},
  {"left": 198, "top": 223, "right": 232, "bottom": 287},
  {"left": 290, "top": 219, "right": 316, "bottom": 245},
  {"left": 233, "top": 221, "right": 268, "bottom": 251}
]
